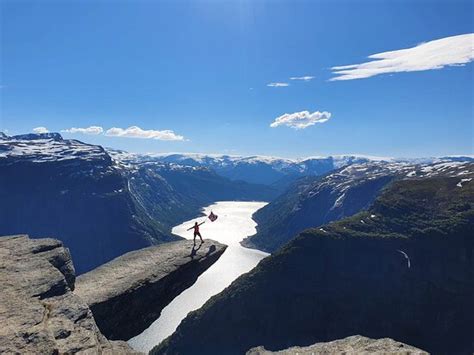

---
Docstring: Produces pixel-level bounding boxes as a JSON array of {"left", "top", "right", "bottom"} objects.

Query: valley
[
  {"left": 129, "top": 201, "right": 268, "bottom": 352},
  {"left": 152, "top": 172, "right": 474, "bottom": 354},
  {"left": 1, "top": 132, "right": 472, "bottom": 354}
]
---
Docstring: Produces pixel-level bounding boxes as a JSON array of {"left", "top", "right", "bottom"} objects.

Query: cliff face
[
  {"left": 247, "top": 335, "right": 427, "bottom": 354},
  {"left": 153, "top": 175, "right": 474, "bottom": 355},
  {"left": 75, "top": 239, "right": 227, "bottom": 340},
  {"left": 0, "top": 235, "right": 137, "bottom": 354}
]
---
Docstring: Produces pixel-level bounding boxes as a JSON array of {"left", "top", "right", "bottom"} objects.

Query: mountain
[
  {"left": 111, "top": 152, "right": 386, "bottom": 187},
  {"left": 117, "top": 151, "right": 473, "bottom": 189},
  {"left": 0, "top": 133, "right": 276, "bottom": 273},
  {"left": 243, "top": 161, "right": 474, "bottom": 252},
  {"left": 153, "top": 171, "right": 474, "bottom": 354},
  {"left": 0, "top": 133, "right": 173, "bottom": 274}
]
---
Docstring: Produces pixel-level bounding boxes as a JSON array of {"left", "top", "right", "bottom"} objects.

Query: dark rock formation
[
  {"left": 75, "top": 239, "right": 227, "bottom": 340},
  {"left": 153, "top": 175, "right": 474, "bottom": 355},
  {"left": 0, "top": 235, "right": 138, "bottom": 354},
  {"left": 247, "top": 335, "right": 427, "bottom": 354}
]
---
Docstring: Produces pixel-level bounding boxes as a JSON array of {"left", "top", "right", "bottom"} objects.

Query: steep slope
[
  {"left": 243, "top": 161, "right": 473, "bottom": 252},
  {"left": 0, "top": 134, "right": 173, "bottom": 274},
  {"left": 153, "top": 173, "right": 474, "bottom": 354}
]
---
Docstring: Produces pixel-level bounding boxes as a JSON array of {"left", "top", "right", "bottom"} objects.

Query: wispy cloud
[
  {"left": 331, "top": 33, "right": 474, "bottom": 81},
  {"left": 105, "top": 126, "right": 185, "bottom": 141},
  {"left": 267, "top": 82, "right": 289, "bottom": 87},
  {"left": 62, "top": 126, "right": 104, "bottom": 135},
  {"left": 270, "top": 110, "right": 331, "bottom": 129},
  {"left": 289, "top": 76, "right": 315, "bottom": 81},
  {"left": 33, "top": 126, "right": 49, "bottom": 134}
]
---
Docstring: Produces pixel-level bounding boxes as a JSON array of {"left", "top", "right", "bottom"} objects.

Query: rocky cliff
[
  {"left": 75, "top": 239, "right": 227, "bottom": 340},
  {"left": 247, "top": 335, "right": 427, "bottom": 354},
  {"left": 0, "top": 235, "right": 138, "bottom": 354},
  {"left": 153, "top": 175, "right": 474, "bottom": 354}
]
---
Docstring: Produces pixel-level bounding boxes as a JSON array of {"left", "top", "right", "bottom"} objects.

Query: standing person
[{"left": 188, "top": 221, "right": 205, "bottom": 244}]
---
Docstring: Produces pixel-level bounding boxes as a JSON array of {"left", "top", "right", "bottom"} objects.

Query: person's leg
[
  {"left": 193, "top": 233, "right": 197, "bottom": 244},
  {"left": 198, "top": 232, "right": 203, "bottom": 242}
]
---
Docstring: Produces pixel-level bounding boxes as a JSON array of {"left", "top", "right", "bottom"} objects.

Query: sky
[{"left": 1, "top": 0, "right": 473, "bottom": 158}]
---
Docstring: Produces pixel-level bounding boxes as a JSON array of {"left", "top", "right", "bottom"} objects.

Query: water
[{"left": 128, "top": 201, "right": 268, "bottom": 352}]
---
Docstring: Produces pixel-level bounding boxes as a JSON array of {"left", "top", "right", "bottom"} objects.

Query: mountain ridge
[{"left": 243, "top": 161, "right": 474, "bottom": 252}]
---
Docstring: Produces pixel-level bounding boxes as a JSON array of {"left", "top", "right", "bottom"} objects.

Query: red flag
[{"left": 208, "top": 211, "right": 218, "bottom": 222}]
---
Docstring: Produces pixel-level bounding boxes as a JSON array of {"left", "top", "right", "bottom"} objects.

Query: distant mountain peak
[{"left": 12, "top": 132, "right": 63, "bottom": 141}]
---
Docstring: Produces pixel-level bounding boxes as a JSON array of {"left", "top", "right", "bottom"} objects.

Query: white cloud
[
  {"left": 33, "top": 126, "right": 49, "bottom": 133},
  {"left": 61, "top": 126, "right": 104, "bottom": 135},
  {"left": 331, "top": 33, "right": 474, "bottom": 81},
  {"left": 105, "top": 126, "right": 185, "bottom": 141},
  {"left": 289, "top": 76, "right": 315, "bottom": 81},
  {"left": 270, "top": 110, "right": 331, "bottom": 129},
  {"left": 267, "top": 82, "right": 289, "bottom": 87}
]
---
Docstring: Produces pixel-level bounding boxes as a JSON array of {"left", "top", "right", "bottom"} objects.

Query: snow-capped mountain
[
  {"left": 106, "top": 151, "right": 393, "bottom": 187},
  {"left": 107, "top": 150, "right": 473, "bottom": 188},
  {"left": 0, "top": 133, "right": 112, "bottom": 167},
  {"left": 242, "top": 160, "right": 474, "bottom": 252}
]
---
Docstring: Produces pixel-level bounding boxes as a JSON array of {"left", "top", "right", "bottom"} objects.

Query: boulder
[{"left": 247, "top": 335, "right": 427, "bottom": 354}]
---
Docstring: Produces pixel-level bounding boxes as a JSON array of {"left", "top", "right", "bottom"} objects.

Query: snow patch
[{"left": 457, "top": 178, "right": 472, "bottom": 188}]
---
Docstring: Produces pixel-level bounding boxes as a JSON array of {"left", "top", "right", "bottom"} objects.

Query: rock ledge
[{"left": 75, "top": 239, "right": 227, "bottom": 340}]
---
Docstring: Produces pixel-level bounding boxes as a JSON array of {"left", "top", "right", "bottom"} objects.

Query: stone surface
[
  {"left": 247, "top": 336, "right": 427, "bottom": 354},
  {"left": 0, "top": 235, "right": 138, "bottom": 354},
  {"left": 75, "top": 239, "right": 227, "bottom": 340}
]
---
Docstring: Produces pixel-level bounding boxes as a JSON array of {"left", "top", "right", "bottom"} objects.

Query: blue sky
[{"left": 1, "top": 0, "right": 473, "bottom": 158}]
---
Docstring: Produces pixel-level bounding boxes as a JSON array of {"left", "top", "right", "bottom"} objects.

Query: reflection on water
[{"left": 128, "top": 201, "right": 268, "bottom": 352}]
